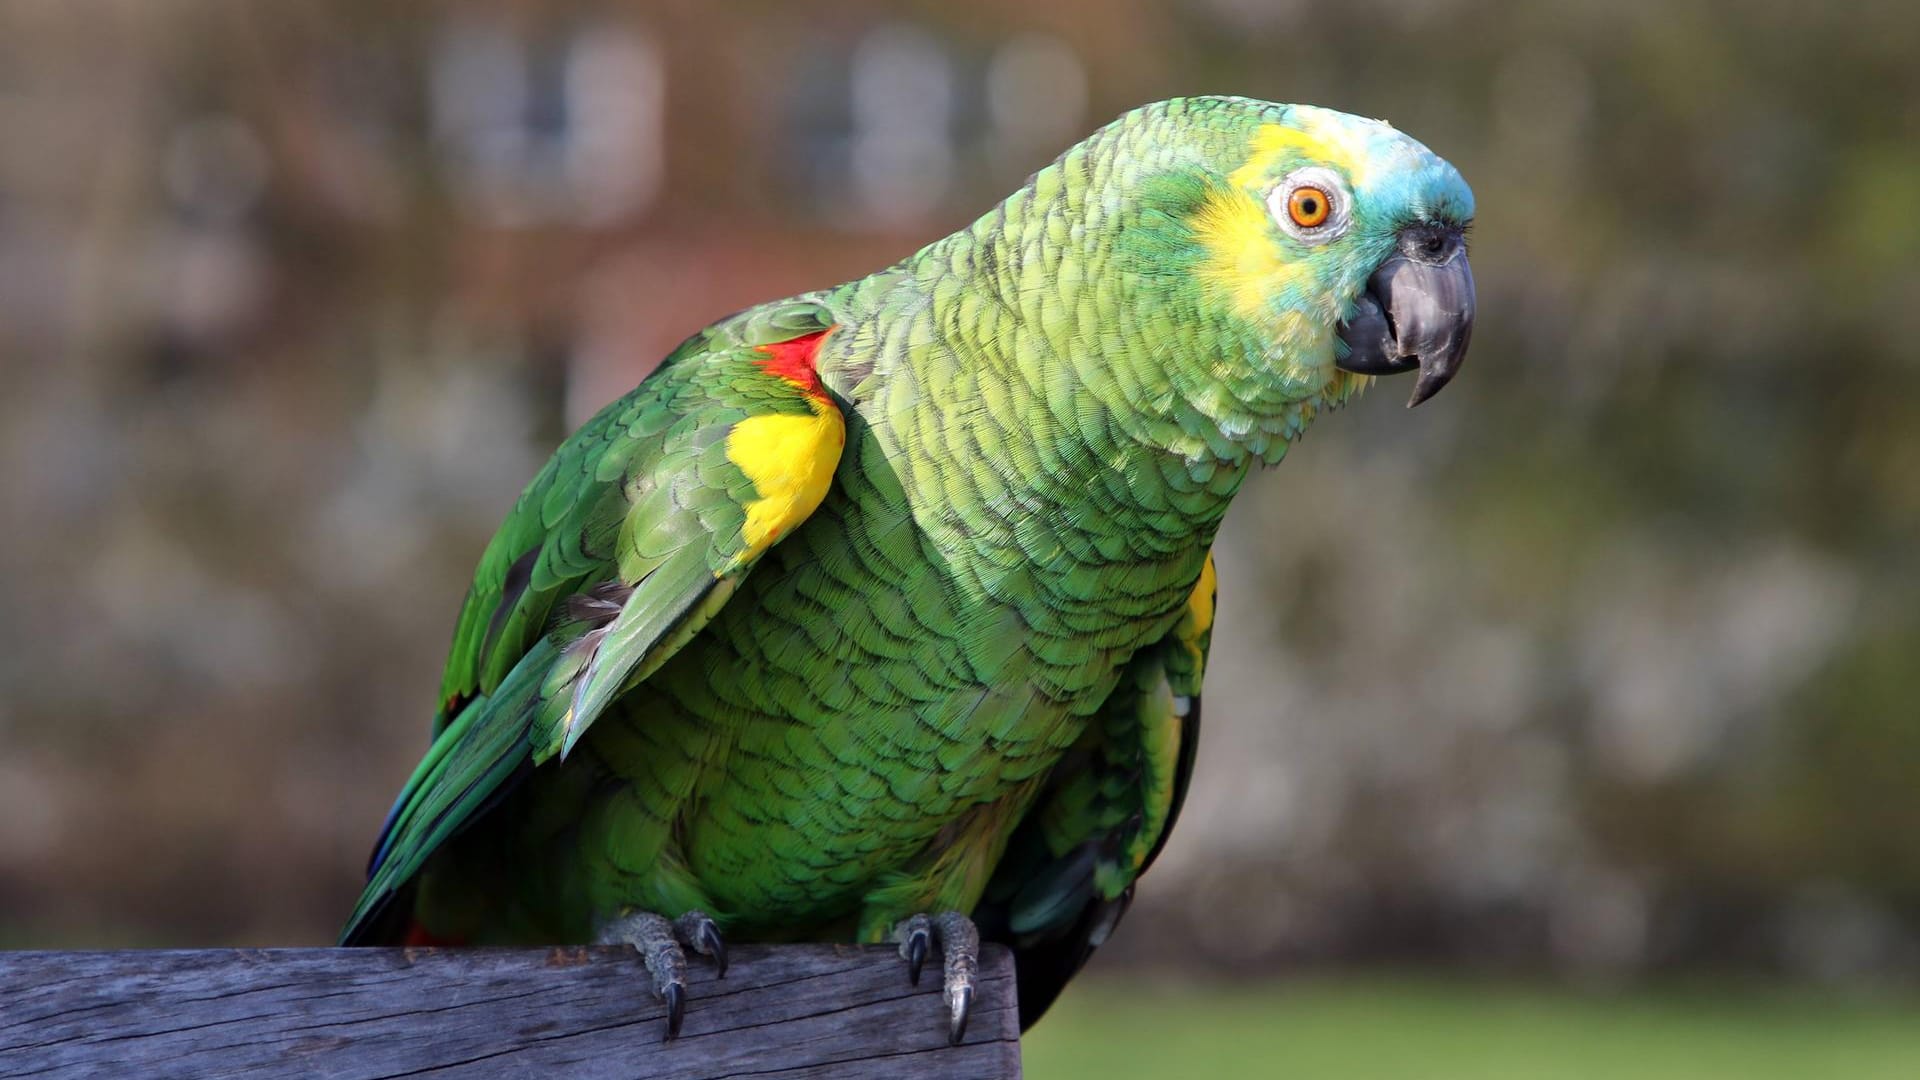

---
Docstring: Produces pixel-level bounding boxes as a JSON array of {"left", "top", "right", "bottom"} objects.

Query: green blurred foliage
[{"left": 1025, "top": 976, "right": 1920, "bottom": 1079}]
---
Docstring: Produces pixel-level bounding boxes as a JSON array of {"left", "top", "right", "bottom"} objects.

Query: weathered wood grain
[{"left": 0, "top": 944, "right": 1020, "bottom": 1079}]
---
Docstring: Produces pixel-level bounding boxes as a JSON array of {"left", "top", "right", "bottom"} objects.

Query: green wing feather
[
  {"left": 978, "top": 557, "right": 1215, "bottom": 1027},
  {"left": 342, "top": 302, "right": 842, "bottom": 944}
]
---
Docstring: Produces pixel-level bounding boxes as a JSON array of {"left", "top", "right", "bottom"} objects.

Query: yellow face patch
[
  {"left": 1191, "top": 122, "right": 1364, "bottom": 325},
  {"left": 724, "top": 403, "right": 844, "bottom": 565},
  {"left": 1190, "top": 183, "right": 1308, "bottom": 322}
]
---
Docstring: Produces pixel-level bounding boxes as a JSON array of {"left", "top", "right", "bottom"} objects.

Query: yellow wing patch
[
  {"left": 1186, "top": 552, "right": 1217, "bottom": 637},
  {"left": 1175, "top": 551, "right": 1218, "bottom": 672},
  {"left": 724, "top": 402, "right": 844, "bottom": 566}
]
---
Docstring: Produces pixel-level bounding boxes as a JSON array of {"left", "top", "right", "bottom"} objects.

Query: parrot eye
[
  {"left": 1288, "top": 188, "right": 1330, "bottom": 228},
  {"left": 1267, "top": 167, "right": 1351, "bottom": 244}
]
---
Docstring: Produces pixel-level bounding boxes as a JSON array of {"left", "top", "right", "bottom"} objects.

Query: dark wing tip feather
[
  {"left": 1010, "top": 888, "right": 1135, "bottom": 1030},
  {"left": 339, "top": 883, "right": 414, "bottom": 946}
]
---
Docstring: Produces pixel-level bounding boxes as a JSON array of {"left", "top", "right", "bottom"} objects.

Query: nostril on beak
[{"left": 1400, "top": 225, "right": 1460, "bottom": 265}]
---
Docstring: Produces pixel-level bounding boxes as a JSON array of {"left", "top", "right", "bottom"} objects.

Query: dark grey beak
[{"left": 1334, "top": 225, "right": 1475, "bottom": 407}]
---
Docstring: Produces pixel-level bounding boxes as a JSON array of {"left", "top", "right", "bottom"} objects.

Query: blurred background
[{"left": 2, "top": 1, "right": 1917, "bottom": 1075}]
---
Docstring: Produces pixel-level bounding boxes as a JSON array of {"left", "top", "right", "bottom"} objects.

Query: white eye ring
[{"left": 1267, "top": 167, "right": 1352, "bottom": 244}]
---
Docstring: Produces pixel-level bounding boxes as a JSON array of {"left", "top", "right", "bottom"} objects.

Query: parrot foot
[
  {"left": 594, "top": 909, "right": 727, "bottom": 1041},
  {"left": 890, "top": 910, "right": 979, "bottom": 1045}
]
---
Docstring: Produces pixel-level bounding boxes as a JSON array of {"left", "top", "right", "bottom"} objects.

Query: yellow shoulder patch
[{"left": 724, "top": 401, "right": 844, "bottom": 565}]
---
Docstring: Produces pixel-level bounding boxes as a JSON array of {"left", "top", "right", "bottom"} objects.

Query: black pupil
[{"left": 1300, "top": 196, "right": 1319, "bottom": 216}]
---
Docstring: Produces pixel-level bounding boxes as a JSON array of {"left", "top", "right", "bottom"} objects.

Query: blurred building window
[
  {"left": 985, "top": 33, "right": 1087, "bottom": 180},
  {"left": 148, "top": 115, "right": 272, "bottom": 368},
  {"left": 429, "top": 15, "right": 662, "bottom": 226},
  {"left": 163, "top": 116, "right": 271, "bottom": 227},
  {"left": 849, "top": 24, "right": 956, "bottom": 227},
  {"left": 565, "top": 27, "right": 665, "bottom": 225},
  {"left": 782, "top": 25, "right": 1086, "bottom": 227}
]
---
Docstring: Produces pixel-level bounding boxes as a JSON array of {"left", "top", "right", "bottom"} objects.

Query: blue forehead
[{"left": 1292, "top": 104, "right": 1476, "bottom": 225}]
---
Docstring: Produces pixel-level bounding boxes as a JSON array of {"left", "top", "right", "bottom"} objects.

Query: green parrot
[{"left": 342, "top": 95, "right": 1476, "bottom": 1043}]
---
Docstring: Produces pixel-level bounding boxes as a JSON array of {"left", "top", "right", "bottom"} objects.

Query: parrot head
[{"left": 1108, "top": 97, "right": 1477, "bottom": 418}]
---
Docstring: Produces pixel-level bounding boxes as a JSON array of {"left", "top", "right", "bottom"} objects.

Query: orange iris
[{"left": 1287, "top": 186, "right": 1331, "bottom": 228}]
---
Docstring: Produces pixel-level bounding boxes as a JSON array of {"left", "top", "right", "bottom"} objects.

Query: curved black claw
[
  {"left": 675, "top": 910, "right": 729, "bottom": 980},
  {"left": 662, "top": 981, "right": 686, "bottom": 1041},
  {"left": 891, "top": 911, "right": 979, "bottom": 1044},
  {"left": 700, "top": 920, "right": 728, "bottom": 979},
  {"left": 948, "top": 983, "right": 973, "bottom": 1045},
  {"left": 598, "top": 909, "right": 725, "bottom": 1042},
  {"left": 907, "top": 929, "right": 931, "bottom": 986},
  {"left": 896, "top": 913, "right": 933, "bottom": 987}
]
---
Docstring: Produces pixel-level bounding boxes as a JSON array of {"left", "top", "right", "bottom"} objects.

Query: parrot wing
[
  {"left": 977, "top": 554, "right": 1215, "bottom": 1028},
  {"left": 341, "top": 302, "right": 846, "bottom": 945}
]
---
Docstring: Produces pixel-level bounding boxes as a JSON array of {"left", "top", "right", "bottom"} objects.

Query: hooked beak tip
[{"left": 1406, "top": 363, "right": 1453, "bottom": 408}]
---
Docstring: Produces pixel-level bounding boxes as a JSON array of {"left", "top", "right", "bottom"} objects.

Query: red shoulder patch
[{"left": 754, "top": 328, "right": 834, "bottom": 400}]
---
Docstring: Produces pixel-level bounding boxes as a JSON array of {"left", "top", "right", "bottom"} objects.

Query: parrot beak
[{"left": 1334, "top": 225, "right": 1476, "bottom": 407}]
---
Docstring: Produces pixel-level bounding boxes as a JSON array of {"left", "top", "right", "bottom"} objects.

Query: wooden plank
[{"left": 0, "top": 944, "right": 1020, "bottom": 1079}]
